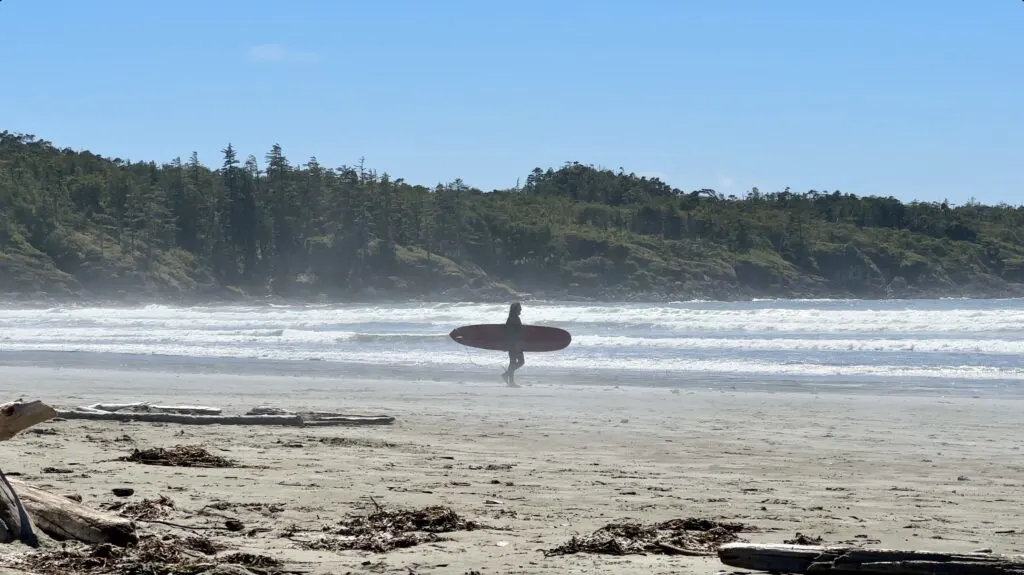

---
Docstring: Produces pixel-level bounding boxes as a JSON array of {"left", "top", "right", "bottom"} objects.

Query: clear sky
[{"left": 1, "top": 0, "right": 1021, "bottom": 204}]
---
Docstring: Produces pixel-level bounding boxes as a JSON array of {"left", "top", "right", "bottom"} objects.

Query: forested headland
[{"left": 3, "top": 130, "right": 1024, "bottom": 303}]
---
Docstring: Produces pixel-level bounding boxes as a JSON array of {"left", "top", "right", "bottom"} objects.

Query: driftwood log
[
  {"left": 0, "top": 469, "right": 36, "bottom": 546},
  {"left": 718, "top": 543, "right": 1024, "bottom": 575},
  {"left": 56, "top": 409, "right": 395, "bottom": 426},
  {"left": 300, "top": 415, "right": 396, "bottom": 426},
  {"left": 87, "top": 402, "right": 223, "bottom": 416},
  {"left": 7, "top": 478, "right": 137, "bottom": 547},
  {"left": 56, "top": 410, "right": 306, "bottom": 426},
  {"left": 0, "top": 399, "right": 58, "bottom": 547},
  {"left": 0, "top": 400, "right": 57, "bottom": 442}
]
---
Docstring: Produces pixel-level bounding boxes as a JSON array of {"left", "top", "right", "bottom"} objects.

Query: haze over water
[{"left": 1, "top": 299, "right": 1022, "bottom": 397}]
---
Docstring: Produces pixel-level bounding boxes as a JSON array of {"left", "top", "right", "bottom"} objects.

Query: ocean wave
[
  {"left": 3, "top": 300, "right": 1024, "bottom": 383},
  {"left": 4, "top": 302, "right": 1024, "bottom": 335}
]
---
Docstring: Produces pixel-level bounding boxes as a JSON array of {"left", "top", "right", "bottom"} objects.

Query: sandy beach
[{"left": 1, "top": 365, "right": 1023, "bottom": 574}]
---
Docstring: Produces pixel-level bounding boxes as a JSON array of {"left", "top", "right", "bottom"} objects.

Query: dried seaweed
[
  {"left": 544, "top": 517, "right": 746, "bottom": 557},
  {"left": 183, "top": 535, "right": 224, "bottom": 555},
  {"left": 220, "top": 552, "right": 283, "bottom": 569},
  {"left": 318, "top": 436, "right": 398, "bottom": 449},
  {"left": 15, "top": 535, "right": 193, "bottom": 575},
  {"left": 104, "top": 494, "right": 176, "bottom": 520},
  {"left": 299, "top": 503, "right": 482, "bottom": 553},
  {"left": 121, "top": 445, "right": 237, "bottom": 468},
  {"left": 785, "top": 532, "right": 825, "bottom": 545},
  {"left": 11, "top": 533, "right": 281, "bottom": 575},
  {"left": 204, "top": 500, "right": 285, "bottom": 516}
]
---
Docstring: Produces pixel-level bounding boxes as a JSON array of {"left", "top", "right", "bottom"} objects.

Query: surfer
[{"left": 501, "top": 302, "right": 524, "bottom": 386}]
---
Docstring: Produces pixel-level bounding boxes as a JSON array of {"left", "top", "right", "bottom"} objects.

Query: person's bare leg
[
  {"left": 502, "top": 352, "right": 513, "bottom": 384},
  {"left": 507, "top": 352, "right": 523, "bottom": 387}
]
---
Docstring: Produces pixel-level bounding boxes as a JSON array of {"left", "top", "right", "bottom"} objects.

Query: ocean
[{"left": 1, "top": 298, "right": 1022, "bottom": 397}]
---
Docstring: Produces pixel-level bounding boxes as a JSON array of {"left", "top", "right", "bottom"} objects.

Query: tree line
[{"left": 3, "top": 130, "right": 1023, "bottom": 300}]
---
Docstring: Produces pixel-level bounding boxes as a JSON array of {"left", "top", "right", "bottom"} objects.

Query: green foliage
[{"left": 2, "top": 131, "right": 1024, "bottom": 302}]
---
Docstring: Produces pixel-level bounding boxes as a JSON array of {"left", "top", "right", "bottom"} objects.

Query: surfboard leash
[{"left": 460, "top": 345, "right": 506, "bottom": 370}]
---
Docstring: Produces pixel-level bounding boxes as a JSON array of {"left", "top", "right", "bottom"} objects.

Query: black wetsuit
[{"left": 504, "top": 311, "right": 524, "bottom": 382}]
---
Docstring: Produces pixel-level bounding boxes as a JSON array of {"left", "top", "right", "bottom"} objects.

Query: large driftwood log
[
  {"left": 0, "top": 469, "right": 37, "bottom": 546},
  {"left": 56, "top": 409, "right": 395, "bottom": 426},
  {"left": 0, "top": 399, "right": 56, "bottom": 547},
  {"left": 7, "top": 478, "right": 137, "bottom": 547},
  {"left": 87, "top": 402, "right": 223, "bottom": 415},
  {"left": 246, "top": 406, "right": 397, "bottom": 426},
  {"left": 0, "top": 400, "right": 58, "bottom": 442},
  {"left": 56, "top": 410, "right": 306, "bottom": 426},
  {"left": 302, "top": 415, "right": 396, "bottom": 426},
  {"left": 718, "top": 543, "right": 1024, "bottom": 575}
]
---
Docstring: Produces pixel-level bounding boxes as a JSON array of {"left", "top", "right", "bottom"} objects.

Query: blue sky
[{"left": 1, "top": 0, "right": 1021, "bottom": 204}]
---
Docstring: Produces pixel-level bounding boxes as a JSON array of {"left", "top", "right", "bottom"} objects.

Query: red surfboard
[{"left": 449, "top": 324, "right": 572, "bottom": 352}]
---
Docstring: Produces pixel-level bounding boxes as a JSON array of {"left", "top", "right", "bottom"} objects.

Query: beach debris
[
  {"left": 57, "top": 402, "right": 397, "bottom": 427},
  {"left": 0, "top": 399, "right": 58, "bottom": 442},
  {"left": 0, "top": 399, "right": 61, "bottom": 548},
  {"left": 85, "top": 402, "right": 224, "bottom": 416},
  {"left": 298, "top": 502, "right": 483, "bottom": 553},
  {"left": 220, "top": 552, "right": 283, "bottom": 571},
  {"left": 544, "top": 517, "right": 746, "bottom": 557},
  {"left": 9, "top": 533, "right": 284, "bottom": 575},
  {"left": 0, "top": 466, "right": 36, "bottom": 546},
  {"left": 184, "top": 534, "right": 225, "bottom": 555},
  {"left": 112, "top": 487, "right": 135, "bottom": 497},
  {"left": 121, "top": 445, "right": 238, "bottom": 468},
  {"left": 41, "top": 466, "right": 74, "bottom": 474},
  {"left": 717, "top": 543, "right": 1024, "bottom": 575},
  {"left": 784, "top": 532, "right": 824, "bottom": 545},
  {"left": 104, "top": 494, "right": 176, "bottom": 521},
  {"left": 7, "top": 477, "right": 138, "bottom": 547},
  {"left": 56, "top": 409, "right": 307, "bottom": 427},
  {"left": 246, "top": 406, "right": 292, "bottom": 416},
  {"left": 318, "top": 436, "right": 399, "bottom": 448}
]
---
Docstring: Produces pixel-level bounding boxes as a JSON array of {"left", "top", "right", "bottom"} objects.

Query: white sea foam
[
  {"left": 1, "top": 300, "right": 1022, "bottom": 383},
  {"left": 3, "top": 301, "right": 1023, "bottom": 334}
]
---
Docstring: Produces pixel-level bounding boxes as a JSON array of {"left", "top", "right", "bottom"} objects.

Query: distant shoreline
[{"left": 3, "top": 288, "right": 1024, "bottom": 308}]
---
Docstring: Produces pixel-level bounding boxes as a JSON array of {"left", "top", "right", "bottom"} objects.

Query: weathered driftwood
[
  {"left": 0, "top": 399, "right": 55, "bottom": 547},
  {"left": 87, "top": 402, "right": 223, "bottom": 415},
  {"left": 0, "top": 468, "right": 38, "bottom": 546},
  {"left": 87, "top": 402, "right": 149, "bottom": 412},
  {"left": 56, "top": 410, "right": 306, "bottom": 426},
  {"left": 302, "top": 415, "right": 396, "bottom": 426},
  {"left": 7, "top": 478, "right": 137, "bottom": 547},
  {"left": 56, "top": 409, "right": 395, "bottom": 426},
  {"left": 247, "top": 406, "right": 397, "bottom": 423},
  {"left": 0, "top": 400, "right": 58, "bottom": 442},
  {"left": 246, "top": 406, "right": 291, "bottom": 416},
  {"left": 718, "top": 543, "right": 1024, "bottom": 575}
]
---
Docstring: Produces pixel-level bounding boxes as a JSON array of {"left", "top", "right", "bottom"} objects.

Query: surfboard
[{"left": 449, "top": 324, "right": 572, "bottom": 352}]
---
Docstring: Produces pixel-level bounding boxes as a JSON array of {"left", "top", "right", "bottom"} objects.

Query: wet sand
[{"left": 1, "top": 365, "right": 1022, "bottom": 574}]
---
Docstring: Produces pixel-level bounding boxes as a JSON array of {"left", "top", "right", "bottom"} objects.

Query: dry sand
[{"left": 1, "top": 365, "right": 1023, "bottom": 574}]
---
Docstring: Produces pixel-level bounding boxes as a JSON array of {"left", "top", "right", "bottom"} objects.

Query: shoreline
[
  {"left": 1, "top": 353, "right": 1020, "bottom": 400},
  {"left": 4, "top": 290, "right": 1024, "bottom": 309}
]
